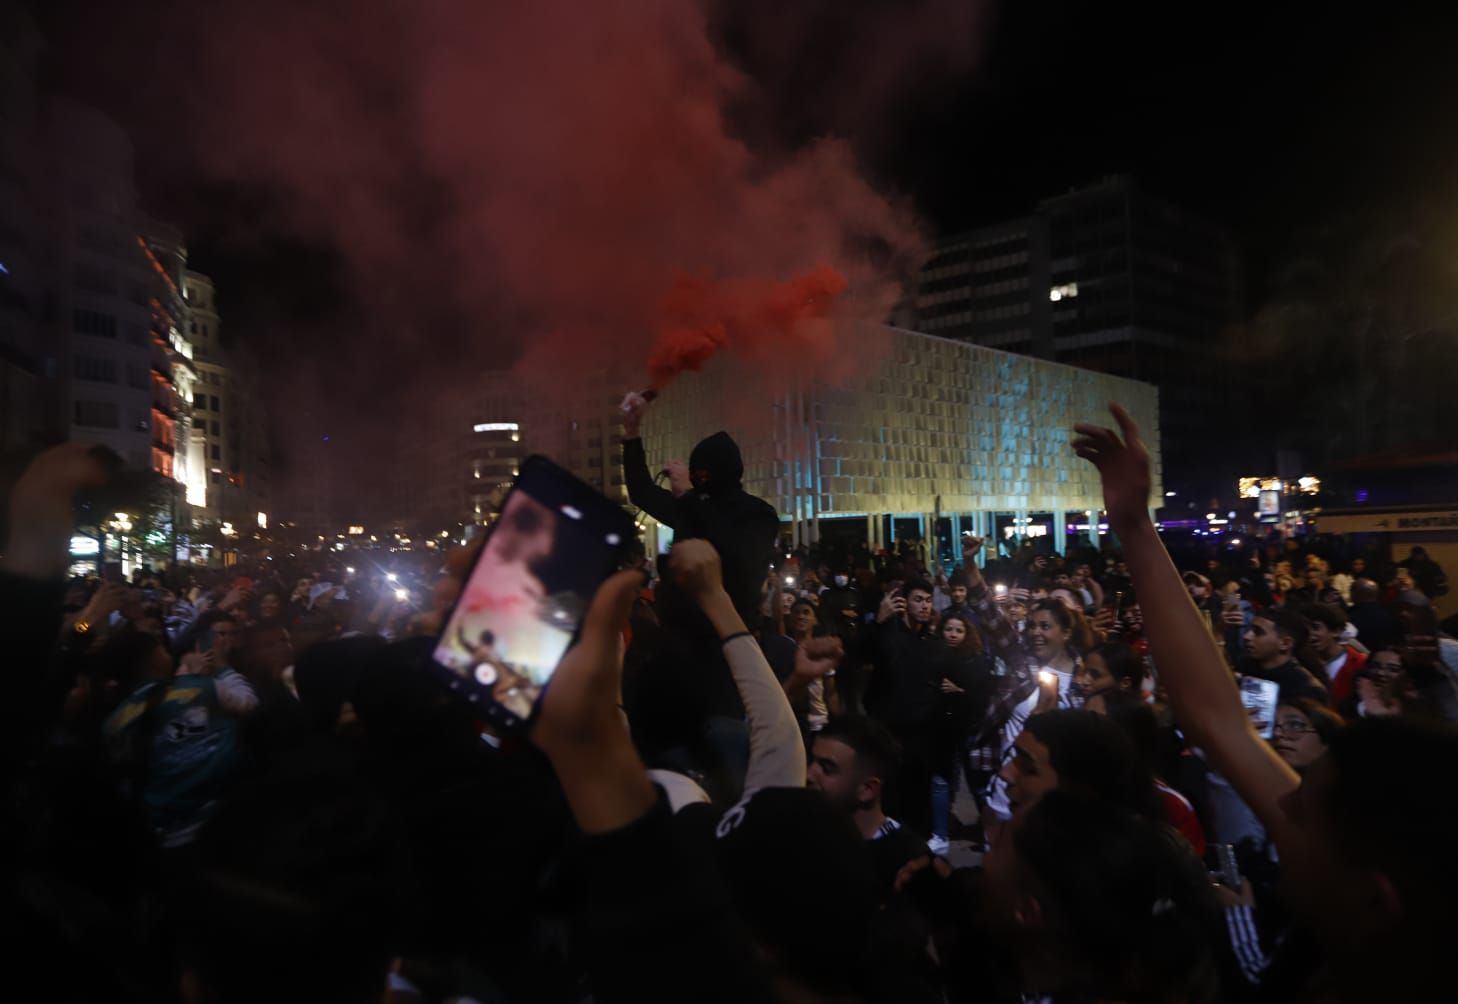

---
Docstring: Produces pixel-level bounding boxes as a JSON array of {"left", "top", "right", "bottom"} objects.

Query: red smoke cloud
[
  {"left": 55, "top": 0, "right": 992, "bottom": 451},
  {"left": 647, "top": 264, "right": 847, "bottom": 389},
  {"left": 94, "top": 0, "right": 969, "bottom": 395}
]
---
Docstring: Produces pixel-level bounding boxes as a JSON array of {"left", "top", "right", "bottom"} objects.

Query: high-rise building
[
  {"left": 138, "top": 220, "right": 198, "bottom": 489},
  {"left": 182, "top": 269, "right": 270, "bottom": 527},
  {"left": 0, "top": 7, "right": 47, "bottom": 453},
  {"left": 909, "top": 175, "right": 1242, "bottom": 497},
  {"left": 184, "top": 270, "right": 226, "bottom": 513},
  {"left": 45, "top": 97, "right": 169, "bottom": 472}
]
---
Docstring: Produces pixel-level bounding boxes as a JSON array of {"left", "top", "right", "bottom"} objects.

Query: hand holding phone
[
  {"left": 1238, "top": 676, "right": 1280, "bottom": 739},
  {"left": 528, "top": 566, "right": 657, "bottom": 833},
  {"left": 430, "top": 456, "right": 635, "bottom": 732},
  {"left": 877, "top": 588, "right": 906, "bottom": 624}
]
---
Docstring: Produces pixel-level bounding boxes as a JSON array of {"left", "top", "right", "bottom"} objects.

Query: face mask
[{"left": 834, "top": 575, "right": 849, "bottom": 588}]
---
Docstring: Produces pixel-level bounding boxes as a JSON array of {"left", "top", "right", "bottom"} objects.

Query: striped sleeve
[{"left": 1224, "top": 904, "right": 1271, "bottom": 984}]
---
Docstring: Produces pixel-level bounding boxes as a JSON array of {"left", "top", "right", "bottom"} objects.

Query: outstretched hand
[
  {"left": 670, "top": 539, "right": 724, "bottom": 605},
  {"left": 961, "top": 533, "right": 984, "bottom": 565},
  {"left": 1072, "top": 403, "right": 1153, "bottom": 532},
  {"left": 621, "top": 391, "right": 650, "bottom": 437}
]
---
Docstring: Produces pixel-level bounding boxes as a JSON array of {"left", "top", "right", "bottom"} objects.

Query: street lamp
[{"left": 104, "top": 512, "right": 136, "bottom": 575}]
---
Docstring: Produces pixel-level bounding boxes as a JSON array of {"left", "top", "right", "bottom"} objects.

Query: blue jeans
[{"left": 930, "top": 771, "right": 960, "bottom": 841}]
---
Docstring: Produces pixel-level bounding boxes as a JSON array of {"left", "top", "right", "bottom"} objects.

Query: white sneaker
[{"left": 926, "top": 835, "right": 950, "bottom": 857}]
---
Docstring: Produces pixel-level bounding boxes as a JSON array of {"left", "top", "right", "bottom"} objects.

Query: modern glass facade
[{"left": 638, "top": 323, "right": 1161, "bottom": 551}]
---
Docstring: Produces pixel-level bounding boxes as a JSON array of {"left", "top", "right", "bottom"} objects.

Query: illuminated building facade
[
  {"left": 637, "top": 324, "right": 1162, "bottom": 559},
  {"left": 184, "top": 270, "right": 272, "bottom": 527},
  {"left": 185, "top": 270, "right": 225, "bottom": 515},
  {"left": 138, "top": 221, "right": 197, "bottom": 491}
]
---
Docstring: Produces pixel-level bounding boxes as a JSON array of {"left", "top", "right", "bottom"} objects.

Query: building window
[
  {"left": 194, "top": 391, "right": 207, "bottom": 409},
  {"left": 210, "top": 395, "right": 220, "bottom": 411},
  {"left": 211, "top": 471, "right": 221, "bottom": 484},
  {"left": 73, "top": 308, "right": 117, "bottom": 339},
  {"left": 127, "top": 362, "right": 148, "bottom": 389},
  {"left": 211, "top": 444, "right": 221, "bottom": 460},
  {"left": 73, "top": 399, "right": 119, "bottom": 429},
  {"left": 211, "top": 420, "right": 220, "bottom": 436},
  {"left": 191, "top": 321, "right": 198, "bottom": 333},
  {"left": 72, "top": 354, "right": 118, "bottom": 383}
]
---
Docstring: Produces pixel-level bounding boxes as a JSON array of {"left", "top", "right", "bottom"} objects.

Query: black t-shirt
[{"left": 868, "top": 817, "right": 927, "bottom": 901}]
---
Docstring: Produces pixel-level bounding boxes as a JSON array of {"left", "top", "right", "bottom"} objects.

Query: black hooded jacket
[{"left": 623, "top": 430, "right": 780, "bottom": 625}]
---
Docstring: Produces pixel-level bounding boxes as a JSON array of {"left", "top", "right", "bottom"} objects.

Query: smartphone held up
[{"left": 429, "top": 456, "right": 635, "bottom": 732}]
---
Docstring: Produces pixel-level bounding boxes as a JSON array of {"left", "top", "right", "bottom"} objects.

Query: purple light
[{"left": 1355, "top": 489, "right": 1369, "bottom": 503}]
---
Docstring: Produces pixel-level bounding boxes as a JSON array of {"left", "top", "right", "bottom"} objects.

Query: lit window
[{"left": 1048, "top": 283, "right": 1079, "bottom": 302}]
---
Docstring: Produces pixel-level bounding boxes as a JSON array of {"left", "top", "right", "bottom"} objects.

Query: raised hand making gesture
[
  {"left": 1072, "top": 403, "right": 1299, "bottom": 840},
  {"left": 1072, "top": 402, "right": 1154, "bottom": 533}
]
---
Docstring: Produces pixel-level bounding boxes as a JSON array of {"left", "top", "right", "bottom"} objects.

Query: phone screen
[
  {"left": 1211, "top": 843, "right": 1242, "bottom": 889},
  {"left": 1238, "top": 676, "right": 1281, "bottom": 739},
  {"left": 431, "top": 456, "right": 635, "bottom": 729}
]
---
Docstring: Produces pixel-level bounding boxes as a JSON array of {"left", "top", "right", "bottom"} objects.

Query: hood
[{"left": 689, "top": 430, "right": 743, "bottom": 495}]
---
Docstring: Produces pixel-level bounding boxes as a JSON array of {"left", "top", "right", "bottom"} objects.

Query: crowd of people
[{"left": 6, "top": 400, "right": 1458, "bottom": 1003}]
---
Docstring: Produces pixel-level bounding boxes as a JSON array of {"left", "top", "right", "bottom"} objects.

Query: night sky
[
  {"left": 33, "top": 1, "right": 1458, "bottom": 296},
  {"left": 24, "top": 0, "right": 1458, "bottom": 495}
]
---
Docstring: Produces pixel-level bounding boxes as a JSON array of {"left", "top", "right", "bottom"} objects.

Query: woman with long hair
[
  {"left": 1025, "top": 598, "right": 1094, "bottom": 708},
  {"left": 927, "top": 613, "right": 993, "bottom": 855}
]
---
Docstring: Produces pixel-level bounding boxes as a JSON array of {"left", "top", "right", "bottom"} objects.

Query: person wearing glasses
[{"left": 1270, "top": 698, "right": 1345, "bottom": 773}]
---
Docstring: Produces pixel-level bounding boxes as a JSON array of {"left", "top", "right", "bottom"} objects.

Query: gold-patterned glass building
[{"left": 637, "top": 324, "right": 1162, "bottom": 561}]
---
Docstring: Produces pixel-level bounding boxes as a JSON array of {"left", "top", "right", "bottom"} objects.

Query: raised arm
[
  {"left": 671, "top": 540, "right": 806, "bottom": 795},
  {"left": 959, "top": 535, "right": 1029, "bottom": 671},
  {"left": 531, "top": 565, "right": 774, "bottom": 1002},
  {"left": 621, "top": 393, "right": 678, "bottom": 527},
  {"left": 1073, "top": 404, "right": 1299, "bottom": 836}
]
